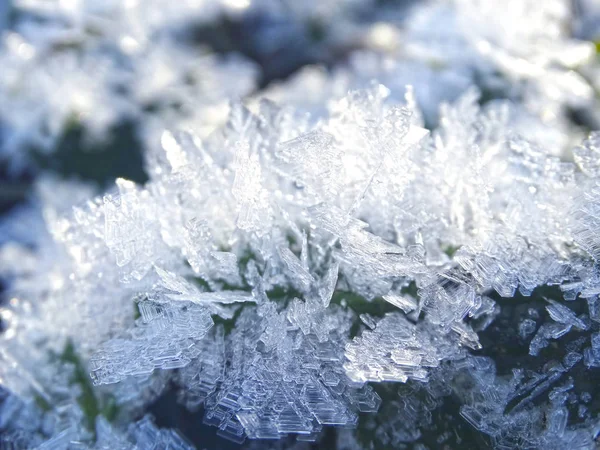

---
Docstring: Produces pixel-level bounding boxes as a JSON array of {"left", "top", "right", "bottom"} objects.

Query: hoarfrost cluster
[{"left": 1, "top": 0, "right": 600, "bottom": 449}]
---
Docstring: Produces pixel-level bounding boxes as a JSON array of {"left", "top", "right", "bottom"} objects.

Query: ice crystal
[
  {"left": 1, "top": 0, "right": 600, "bottom": 448},
  {"left": 2, "top": 77, "right": 600, "bottom": 446}
]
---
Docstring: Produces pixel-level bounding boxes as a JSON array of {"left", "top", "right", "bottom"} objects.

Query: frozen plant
[
  {"left": 1, "top": 77, "right": 600, "bottom": 448},
  {"left": 1, "top": 0, "right": 600, "bottom": 448}
]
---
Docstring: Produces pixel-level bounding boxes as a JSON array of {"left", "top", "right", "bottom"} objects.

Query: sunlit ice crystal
[
  {"left": 0, "top": 84, "right": 424, "bottom": 442},
  {"left": 2, "top": 74, "right": 600, "bottom": 448},
  {"left": 1, "top": 0, "right": 600, "bottom": 448}
]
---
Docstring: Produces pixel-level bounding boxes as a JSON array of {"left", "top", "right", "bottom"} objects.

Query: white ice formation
[{"left": 1, "top": 0, "right": 600, "bottom": 449}]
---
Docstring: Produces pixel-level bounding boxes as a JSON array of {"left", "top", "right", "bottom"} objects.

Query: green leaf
[{"left": 59, "top": 339, "right": 118, "bottom": 434}]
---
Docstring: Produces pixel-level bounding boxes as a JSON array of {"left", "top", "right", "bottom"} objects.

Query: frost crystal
[{"left": 2, "top": 0, "right": 600, "bottom": 448}]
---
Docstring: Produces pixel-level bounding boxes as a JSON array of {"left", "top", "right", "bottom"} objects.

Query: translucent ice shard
[
  {"left": 89, "top": 301, "right": 214, "bottom": 385},
  {"left": 573, "top": 132, "right": 600, "bottom": 178},
  {"left": 382, "top": 292, "right": 418, "bottom": 313},
  {"left": 128, "top": 415, "right": 193, "bottom": 450},
  {"left": 344, "top": 313, "right": 465, "bottom": 383},
  {"left": 194, "top": 300, "right": 380, "bottom": 441},
  {"left": 545, "top": 299, "right": 588, "bottom": 331}
]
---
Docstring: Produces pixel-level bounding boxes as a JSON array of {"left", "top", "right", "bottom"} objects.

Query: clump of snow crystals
[
  {"left": 2, "top": 81, "right": 600, "bottom": 447},
  {"left": 1, "top": 0, "right": 600, "bottom": 449}
]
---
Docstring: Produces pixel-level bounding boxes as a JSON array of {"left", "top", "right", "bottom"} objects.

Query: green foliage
[
  {"left": 212, "top": 306, "right": 245, "bottom": 335},
  {"left": 33, "top": 393, "right": 51, "bottom": 412},
  {"left": 33, "top": 118, "right": 147, "bottom": 187},
  {"left": 100, "top": 396, "right": 119, "bottom": 423},
  {"left": 307, "top": 18, "right": 327, "bottom": 43},
  {"left": 401, "top": 280, "right": 419, "bottom": 298},
  {"left": 331, "top": 291, "right": 396, "bottom": 338},
  {"left": 189, "top": 275, "right": 211, "bottom": 291},
  {"left": 59, "top": 339, "right": 119, "bottom": 433},
  {"left": 60, "top": 339, "right": 100, "bottom": 431},
  {"left": 331, "top": 291, "right": 396, "bottom": 317},
  {"left": 443, "top": 244, "right": 462, "bottom": 258},
  {"left": 133, "top": 301, "right": 141, "bottom": 320}
]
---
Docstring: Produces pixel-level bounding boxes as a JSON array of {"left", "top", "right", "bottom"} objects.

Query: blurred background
[{"left": 1, "top": 0, "right": 597, "bottom": 212}]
